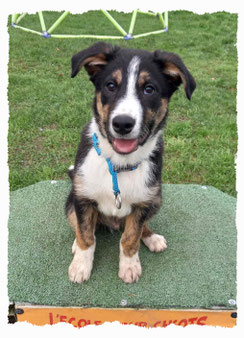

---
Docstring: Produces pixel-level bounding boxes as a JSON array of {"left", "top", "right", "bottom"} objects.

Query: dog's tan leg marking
[
  {"left": 141, "top": 224, "right": 167, "bottom": 252},
  {"left": 68, "top": 205, "right": 98, "bottom": 283},
  {"left": 119, "top": 213, "right": 143, "bottom": 284},
  {"left": 67, "top": 208, "right": 77, "bottom": 230}
]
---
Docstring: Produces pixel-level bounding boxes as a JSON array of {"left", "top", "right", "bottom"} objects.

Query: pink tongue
[{"left": 113, "top": 138, "right": 138, "bottom": 154}]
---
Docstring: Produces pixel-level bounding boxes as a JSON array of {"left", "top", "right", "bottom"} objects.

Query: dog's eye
[
  {"left": 144, "top": 85, "right": 155, "bottom": 95},
  {"left": 106, "top": 81, "right": 116, "bottom": 92}
]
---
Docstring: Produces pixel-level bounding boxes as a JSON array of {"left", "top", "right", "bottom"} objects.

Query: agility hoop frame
[{"left": 11, "top": 10, "right": 168, "bottom": 40}]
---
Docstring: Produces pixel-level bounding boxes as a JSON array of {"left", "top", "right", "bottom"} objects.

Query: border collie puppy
[{"left": 66, "top": 42, "right": 196, "bottom": 284}]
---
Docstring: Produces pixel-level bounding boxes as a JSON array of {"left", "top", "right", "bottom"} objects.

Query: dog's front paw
[
  {"left": 118, "top": 253, "right": 142, "bottom": 283},
  {"left": 142, "top": 234, "right": 167, "bottom": 252},
  {"left": 68, "top": 240, "right": 95, "bottom": 283},
  {"left": 68, "top": 257, "right": 92, "bottom": 283}
]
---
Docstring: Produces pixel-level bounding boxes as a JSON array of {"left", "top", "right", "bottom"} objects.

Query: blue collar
[{"left": 92, "top": 133, "right": 140, "bottom": 209}]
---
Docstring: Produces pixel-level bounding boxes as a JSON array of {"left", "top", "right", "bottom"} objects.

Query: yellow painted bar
[
  {"left": 157, "top": 13, "right": 165, "bottom": 28},
  {"left": 133, "top": 29, "right": 167, "bottom": 39},
  {"left": 51, "top": 34, "right": 124, "bottom": 39},
  {"left": 128, "top": 10, "right": 138, "bottom": 35},
  {"left": 11, "top": 24, "right": 43, "bottom": 36},
  {"left": 16, "top": 13, "right": 27, "bottom": 25},
  {"left": 101, "top": 10, "right": 127, "bottom": 36},
  {"left": 12, "top": 14, "right": 19, "bottom": 24},
  {"left": 47, "top": 11, "right": 70, "bottom": 34},
  {"left": 137, "top": 10, "right": 157, "bottom": 16},
  {"left": 38, "top": 11, "right": 46, "bottom": 32},
  {"left": 16, "top": 305, "right": 237, "bottom": 328}
]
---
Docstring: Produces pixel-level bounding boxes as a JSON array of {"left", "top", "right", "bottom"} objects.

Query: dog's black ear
[
  {"left": 153, "top": 50, "right": 196, "bottom": 100},
  {"left": 71, "top": 42, "right": 120, "bottom": 78}
]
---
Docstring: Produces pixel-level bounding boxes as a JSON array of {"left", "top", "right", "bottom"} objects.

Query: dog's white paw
[
  {"left": 118, "top": 251, "right": 142, "bottom": 283},
  {"left": 68, "top": 256, "right": 92, "bottom": 283},
  {"left": 142, "top": 234, "right": 167, "bottom": 252},
  {"left": 68, "top": 240, "right": 95, "bottom": 283}
]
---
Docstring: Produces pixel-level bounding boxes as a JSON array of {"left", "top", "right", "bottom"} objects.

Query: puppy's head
[{"left": 71, "top": 42, "right": 196, "bottom": 155}]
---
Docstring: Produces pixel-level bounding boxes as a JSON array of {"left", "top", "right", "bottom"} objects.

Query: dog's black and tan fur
[{"left": 65, "top": 42, "right": 196, "bottom": 284}]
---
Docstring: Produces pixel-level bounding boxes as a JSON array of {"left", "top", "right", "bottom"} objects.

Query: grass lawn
[{"left": 8, "top": 10, "right": 237, "bottom": 196}]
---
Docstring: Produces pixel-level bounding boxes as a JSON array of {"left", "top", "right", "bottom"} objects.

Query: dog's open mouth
[
  {"left": 112, "top": 138, "right": 139, "bottom": 154},
  {"left": 112, "top": 134, "right": 148, "bottom": 154}
]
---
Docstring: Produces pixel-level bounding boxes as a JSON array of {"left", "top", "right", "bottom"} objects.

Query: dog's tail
[{"left": 67, "top": 165, "right": 75, "bottom": 180}]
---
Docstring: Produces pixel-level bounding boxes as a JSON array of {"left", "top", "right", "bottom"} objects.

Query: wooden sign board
[{"left": 15, "top": 305, "right": 237, "bottom": 328}]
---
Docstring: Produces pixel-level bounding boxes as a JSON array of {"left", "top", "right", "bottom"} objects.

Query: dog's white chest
[{"left": 78, "top": 148, "right": 152, "bottom": 218}]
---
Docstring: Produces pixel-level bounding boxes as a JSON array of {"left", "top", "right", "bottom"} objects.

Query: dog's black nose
[{"left": 112, "top": 115, "right": 135, "bottom": 135}]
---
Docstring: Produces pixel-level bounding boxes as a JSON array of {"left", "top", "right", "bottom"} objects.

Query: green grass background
[{"left": 8, "top": 10, "right": 238, "bottom": 196}]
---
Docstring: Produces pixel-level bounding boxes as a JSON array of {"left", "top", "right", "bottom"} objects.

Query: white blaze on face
[{"left": 110, "top": 56, "right": 142, "bottom": 139}]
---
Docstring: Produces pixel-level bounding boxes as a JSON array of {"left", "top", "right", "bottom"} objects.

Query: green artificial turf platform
[{"left": 8, "top": 181, "right": 237, "bottom": 310}]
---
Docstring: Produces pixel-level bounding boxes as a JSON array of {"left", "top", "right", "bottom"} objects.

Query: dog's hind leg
[{"left": 141, "top": 224, "right": 167, "bottom": 252}]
